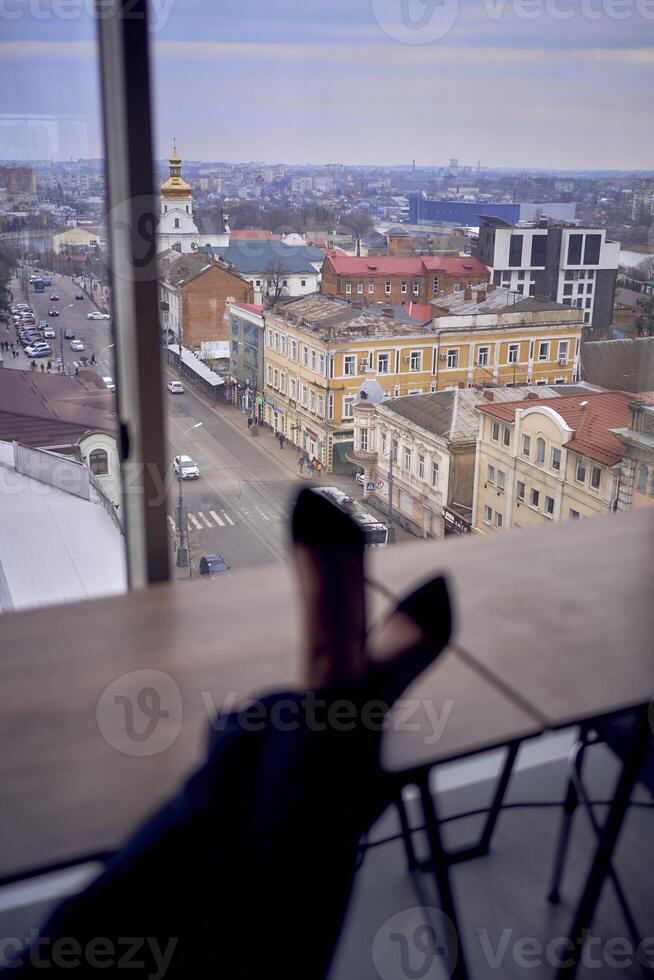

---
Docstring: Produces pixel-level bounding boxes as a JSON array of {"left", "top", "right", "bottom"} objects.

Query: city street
[{"left": 6, "top": 270, "right": 114, "bottom": 377}]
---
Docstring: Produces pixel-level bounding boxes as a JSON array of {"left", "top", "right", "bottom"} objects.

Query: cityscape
[{"left": 0, "top": 2, "right": 653, "bottom": 978}]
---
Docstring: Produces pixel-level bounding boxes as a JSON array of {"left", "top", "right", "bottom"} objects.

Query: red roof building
[{"left": 321, "top": 254, "right": 488, "bottom": 306}]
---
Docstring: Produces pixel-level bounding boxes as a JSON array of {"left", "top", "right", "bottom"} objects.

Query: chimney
[
  {"left": 487, "top": 283, "right": 496, "bottom": 292},
  {"left": 463, "top": 287, "right": 473, "bottom": 301},
  {"left": 525, "top": 391, "right": 539, "bottom": 400},
  {"left": 484, "top": 389, "right": 495, "bottom": 401},
  {"left": 477, "top": 289, "right": 487, "bottom": 302},
  {"left": 382, "top": 307, "right": 395, "bottom": 319}
]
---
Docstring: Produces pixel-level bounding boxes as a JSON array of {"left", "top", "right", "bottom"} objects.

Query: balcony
[{"left": 1, "top": 510, "right": 652, "bottom": 977}]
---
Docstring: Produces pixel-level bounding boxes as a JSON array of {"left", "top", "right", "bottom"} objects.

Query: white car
[
  {"left": 167, "top": 380, "right": 184, "bottom": 394},
  {"left": 355, "top": 472, "right": 365, "bottom": 486},
  {"left": 70, "top": 339, "right": 85, "bottom": 351},
  {"left": 87, "top": 311, "right": 110, "bottom": 320},
  {"left": 173, "top": 454, "right": 200, "bottom": 480},
  {"left": 43, "top": 328, "right": 56, "bottom": 339},
  {"left": 102, "top": 376, "right": 116, "bottom": 393}
]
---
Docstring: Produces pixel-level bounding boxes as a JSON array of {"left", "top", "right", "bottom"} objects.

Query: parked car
[
  {"left": 70, "top": 339, "right": 84, "bottom": 351},
  {"left": 64, "top": 328, "right": 75, "bottom": 339},
  {"left": 26, "top": 345, "right": 52, "bottom": 358},
  {"left": 173, "top": 454, "right": 200, "bottom": 480},
  {"left": 167, "top": 380, "right": 184, "bottom": 394},
  {"left": 102, "top": 376, "right": 116, "bottom": 393},
  {"left": 74, "top": 293, "right": 84, "bottom": 300},
  {"left": 48, "top": 309, "right": 60, "bottom": 317},
  {"left": 355, "top": 472, "right": 365, "bottom": 486},
  {"left": 50, "top": 294, "right": 59, "bottom": 301},
  {"left": 87, "top": 311, "right": 110, "bottom": 320},
  {"left": 199, "top": 554, "right": 229, "bottom": 576},
  {"left": 43, "top": 327, "right": 56, "bottom": 339},
  {"left": 38, "top": 320, "right": 48, "bottom": 330}
]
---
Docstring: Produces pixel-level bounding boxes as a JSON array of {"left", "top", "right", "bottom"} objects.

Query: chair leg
[
  {"left": 396, "top": 789, "right": 419, "bottom": 872},
  {"left": 548, "top": 736, "right": 586, "bottom": 904}
]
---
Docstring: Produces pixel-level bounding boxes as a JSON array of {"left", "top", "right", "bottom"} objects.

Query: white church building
[{"left": 157, "top": 142, "right": 229, "bottom": 254}]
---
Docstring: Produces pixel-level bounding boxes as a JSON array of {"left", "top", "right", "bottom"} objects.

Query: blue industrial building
[{"left": 408, "top": 195, "right": 576, "bottom": 227}]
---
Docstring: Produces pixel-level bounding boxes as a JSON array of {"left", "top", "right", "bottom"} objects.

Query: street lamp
[
  {"left": 176, "top": 422, "right": 203, "bottom": 569},
  {"left": 99, "top": 343, "right": 114, "bottom": 369}
]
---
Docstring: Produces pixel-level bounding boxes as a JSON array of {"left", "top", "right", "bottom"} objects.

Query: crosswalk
[{"left": 168, "top": 505, "right": 272, "bottom": 534}]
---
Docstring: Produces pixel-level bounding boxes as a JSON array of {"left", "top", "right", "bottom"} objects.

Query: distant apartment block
[{"left": 474, "top": 217, "right": 619, "bottom": 332}]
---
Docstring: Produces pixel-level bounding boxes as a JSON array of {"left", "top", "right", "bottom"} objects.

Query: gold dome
[{"left": 161, "top": 139, "right": 192, "bottom": 198}]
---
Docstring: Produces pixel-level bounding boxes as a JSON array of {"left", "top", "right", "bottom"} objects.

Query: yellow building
[
  {"left": 472, "top": 390, "right": 636, "bottom": 533},
  {"left": 262, "top": 290, "right": 583, "bottom": 471}
]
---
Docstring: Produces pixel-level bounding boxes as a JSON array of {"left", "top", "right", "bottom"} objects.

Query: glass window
[
  {"left": 344, "top": 355, "right": 356, "bottom": 376},
  {"left": 517, "top": 481, "right": 526, "bottom": 501},
  {"left": 551, "top": 448, "right": 561, "bottom": 471},
  {"left": 409, "top": 351, "right": 422, "bottom": 372},
  {"left": 576, "top": 458, "right": 587, "bottom": 483},
  {"left": 484, "top": 505, "right": 493, "bottom": 524},
  {"left": 508, "top": 234, "right": 523, "bottom": 267},
  {"left": 478, "top": 347, "right": 489, "bottom": 367},
  {"left": 343, "top": 396, "right": 355, "bottom": 418},
  {"left": 567, "top": 234, "right": 583, "bottom": 265},
  {"left": 637, "top": 464, "right": 649, "bottom": 493},
  {"left": 89, "top": 448, "right": 109, "bottom": 476},
  {"left": 431, "top": 461, "right": 439, "bottom": 486},
  {"left": 446, "top": 349, "right": 458, "bottom": 368},
  {"left": 487, "top": 464, "right": 496, "bottom": 484},
  {"left": 491, "top": 420, "right": 500, "bottom": 442},
  {"left": 508, "top": 344, "right": 519, "bottom": 364},
  {"left": 538, "top": 342, "right": 549, "bottom": 361},
  {"left": 495, "top": 511, "right": 503, "bottom": 528},
  {"left": 418, "top": 454, "right": 425, "bottom": 479},
  {"left": 403, "top": 447, "right": 412, "bottom": 470},
  {"left": 584, "top": 233, "right": 602, "bottom": 265},
  {"left": 498, "top": 470, "right": 506, "bottom": 490},
  {"left": 570, "top": 509, "right": 580, "bottom": 520},
  {"left": 522, "top": 434, "right": 531, "bottom": 457},
  {"left": 359, "top": 428, "right": 368, "bottom": 451},
  {"left": 400, "top": 282, "right": 407, "bottom": 294},
  {"left": 545, "top": 496, "right": 555, "bottom": 516},
  {"left": 377, "top": 352, "right": 390, "bottom": 374},
  {"left": 590, "top": 466, "right": 601, "bottom": 490},
  {"left": 536, "top": 438, "right": 546, "bottom": 464},
  {"left": 531, "top": 488, "right": 540, "bottom": 508},
  {"left": 503, "top": 425, "right": 511, "bottom": 447}
]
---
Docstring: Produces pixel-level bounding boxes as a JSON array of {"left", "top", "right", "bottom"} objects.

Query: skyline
[{"left": 1, "top": 0, "right": 653, "bottom": 168}]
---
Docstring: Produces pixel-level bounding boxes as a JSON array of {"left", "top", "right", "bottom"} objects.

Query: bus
[
  {"left": 32, "top": 278, "right": 45, "bottom": 293},
  {"left": 311, "top": 486, "right": 390, "bottom": 548}
]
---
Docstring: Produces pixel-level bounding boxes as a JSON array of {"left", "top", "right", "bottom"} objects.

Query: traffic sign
[{"left": 366, "top": 482, "right": 375, "bottom": 491}]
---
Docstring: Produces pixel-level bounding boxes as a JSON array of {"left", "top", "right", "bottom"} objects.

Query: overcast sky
[{"left": 1, "top": 0, "right": 653, "bottom": 168}]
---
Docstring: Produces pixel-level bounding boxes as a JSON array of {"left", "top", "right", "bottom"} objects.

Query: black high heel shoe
[{"left": 367, "top": 575, "right": 453, "bottom": 706}]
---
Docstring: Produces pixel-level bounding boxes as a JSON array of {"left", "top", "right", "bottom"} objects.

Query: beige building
[
  {"left": 262, "top": 289, "right": 583, "bottom": 471},
  {"left": 473, "top": 390, "right": 637, "bottom": 533},
  {"left": 349, "top": 384, "right": 575, "bottom": 540}
]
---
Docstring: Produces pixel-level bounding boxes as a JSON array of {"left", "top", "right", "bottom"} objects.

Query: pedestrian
[
  {"left": 278, "top": 433, "right": 285, "bottom": 450},
  {"left": 75, "top": 366, "right": 79, "bottom": 376},
  {"left": 47, "top": 360, "right": 52, "bottom": 372},
  {"left": 298, "top": 455, "right": 305, "bottom": 474},
  {"left": 40, "top": 362, "right": 45, "bottom": 372},
  {"left": 307, "top": 458, "right": 315, "bottom": 476}
]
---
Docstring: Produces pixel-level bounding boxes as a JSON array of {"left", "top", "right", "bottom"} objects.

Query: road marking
[
  {"left": 222, "top": 511, "right": 235, "bottom": 525},
  {"left": 209, "top": 510, "right": 225, "bottom": 526},
  {"left": 255, "top": 506, "right": 269, "bottom": 521},
  {"left": 188, "top": 513, "right": 203, "bottom": 530},
  {"left": 198, "top": 512, "right": 213, "bottom": 528}
]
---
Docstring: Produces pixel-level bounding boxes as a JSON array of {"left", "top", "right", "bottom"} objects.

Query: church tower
[{"left": 158, "top": 141, "right": 198, "bottom": 253}]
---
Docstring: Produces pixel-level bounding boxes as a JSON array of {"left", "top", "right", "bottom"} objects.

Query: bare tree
[
  {"left": 339, "top": 211, "right": 374, "bottom": 256},
  {"left": 264, "top": 259, "right": 289, "bottom": 304}
]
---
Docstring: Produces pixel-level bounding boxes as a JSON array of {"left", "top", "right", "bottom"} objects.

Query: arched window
[
  {"left": 536, "top": 437, "right": 546, "bottom": 464},
  {"left": 637, "top": 463, "right": 648, "bottom": 493},
  {"left": 89, "top": 448, "right": 109, "bottom": 476}
]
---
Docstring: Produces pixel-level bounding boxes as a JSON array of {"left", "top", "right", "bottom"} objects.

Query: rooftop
[
  {"left": 269, "top": 294, "right": 434, "bottom": 342},
  {"left": 581, "top": 336, "right": 654, "bottom": 393},
  {"left": 380, "top": 385, "right": 575, "bottom": 444},
  {"left": 478, "top": 390, "right": 642, "bottom": 466},
  {"left": 0, "top": 441, "right": 126, "bottom": 612},
  {"left": 432, "top": 284, "right": 575, "bottom": 318},
  {"left": 0, "top": 370, "right": 117, "bottom": 445},
  {"left": 325, "top": 255, "right": 488, "bottom": 278},
  {"left": 200, "top": 241, "right": 319, "bottom": 275}
]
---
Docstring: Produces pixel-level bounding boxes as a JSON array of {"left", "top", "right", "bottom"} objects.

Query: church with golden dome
[{"left": 157, "top": 141, "right": 229, "bottom": 254}]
